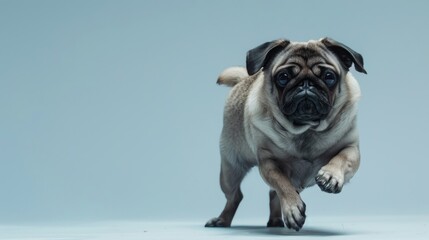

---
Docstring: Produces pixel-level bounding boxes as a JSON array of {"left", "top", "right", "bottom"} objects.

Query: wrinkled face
[
  {"left": 246, "top": 37, "right": 366, "bottom": 127},
  {"left": 270, "top": 42, "right": 341, "bottom": 125}
]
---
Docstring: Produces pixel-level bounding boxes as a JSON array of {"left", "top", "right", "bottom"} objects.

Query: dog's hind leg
[
  {"left": 205, "top": 156, "right": 249, "bottom": 227},
  {"left": 267, "top": 190, "right": 285, "bottom": 227}
]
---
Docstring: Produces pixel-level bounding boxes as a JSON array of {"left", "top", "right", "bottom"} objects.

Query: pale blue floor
[{"left": 0, "top": 215, "right": 428, "bottom": 240}]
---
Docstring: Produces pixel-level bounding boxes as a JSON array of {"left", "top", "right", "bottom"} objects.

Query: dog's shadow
[{"left": 227, "top": 225, "right": 349, "bottom": 236}]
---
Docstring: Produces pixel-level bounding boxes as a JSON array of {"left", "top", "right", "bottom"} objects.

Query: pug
[{"left": 205, "top": 38, "right": 367, "bottom": 231}]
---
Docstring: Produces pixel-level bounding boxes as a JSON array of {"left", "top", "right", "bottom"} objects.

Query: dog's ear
[
  {"left": 246, "top": 39, "right": 290, "bottom": 75},
  {"left": 321, "top": 37, "right": 367, "bottom": 74}
]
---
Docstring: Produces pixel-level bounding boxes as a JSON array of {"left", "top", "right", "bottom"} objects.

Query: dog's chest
[
  {"left": 290, "top": 131, "right": 327, "bottom": 158},
  {"left": 272, "top": 132, "right": 336, "bottom": 189},
  {"left": 271, "top": 130, "right": 333, "bottom": 161}
]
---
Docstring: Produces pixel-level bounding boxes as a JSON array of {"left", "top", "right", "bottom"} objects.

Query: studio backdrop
[{"left": 1, "top": 0, "right": 428, "bottom": 223}]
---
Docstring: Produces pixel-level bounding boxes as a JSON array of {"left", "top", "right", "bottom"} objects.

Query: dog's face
[{"left": 246, "top": 38, "right": 366, "bottom": 126}]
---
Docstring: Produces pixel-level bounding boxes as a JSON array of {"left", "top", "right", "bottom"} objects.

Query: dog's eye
[
  {"left": 323, "top": 70, "right": 337, "bottom": 88},
  {"left": 276, "top": 71, "right": 290, "bottom": 87}
]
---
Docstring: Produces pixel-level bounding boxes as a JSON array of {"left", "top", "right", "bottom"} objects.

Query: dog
[{"left": 205, "top": 37, "right": 366, "bottom": 231}]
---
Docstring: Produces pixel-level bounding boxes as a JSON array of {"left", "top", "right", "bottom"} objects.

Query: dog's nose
[
  {"left": 301, "top": 80, "right": 314, "bottom": 89},
  {"left": 299, "top": 80, "right": 314, "bottom": 93}
]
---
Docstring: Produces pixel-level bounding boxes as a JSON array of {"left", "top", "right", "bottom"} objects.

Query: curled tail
[{"left": 216, "top": 67, "right": 248, "bottom": 87}]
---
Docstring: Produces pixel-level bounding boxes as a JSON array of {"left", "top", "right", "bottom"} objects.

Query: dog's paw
[
  {"left": 205, "top": 217, "right": 230, "bottom": 227},
  {"left": 281, "top": 197, "right": 306, "bottom": 231},
  {"left": 316, "top": 167, "right": 344, "bottom": 194},
  {"left": 267, "top": 217, "right": 285, "bottom": 227}
]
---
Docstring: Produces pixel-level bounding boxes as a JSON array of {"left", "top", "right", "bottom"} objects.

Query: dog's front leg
[
  {"left": 258, "top": 149, "right": 306, "bottom": 231},
  {"left": 316, "top": 145, "right": 360, "bottom": 193}
]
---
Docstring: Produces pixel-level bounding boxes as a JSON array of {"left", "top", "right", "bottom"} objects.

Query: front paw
[
  {"left": 281, "top": 196, "right": 306, "bottom": 231},
  {"left": 316, "top": 167, "right": 344, "bottom": 194}
]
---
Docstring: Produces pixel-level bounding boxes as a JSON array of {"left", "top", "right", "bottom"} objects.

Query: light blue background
[{"left": 1, "top": 0, "right": 428, "bottom": 223}]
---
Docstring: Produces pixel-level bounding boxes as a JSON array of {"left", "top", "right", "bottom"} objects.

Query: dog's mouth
[
  {"left": 281, "top": 86, "right": 331, "bottom": 126},
  {"left": 286, "top": 100, "right": 325, "bottom": 126}
]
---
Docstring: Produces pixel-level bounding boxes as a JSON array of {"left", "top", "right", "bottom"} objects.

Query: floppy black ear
[
  {"left": 321, "top": 37, "right": 367, "bottom": 74},
  {"left": 246, "top": 39, "right": 290, "bottom": 75}
]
